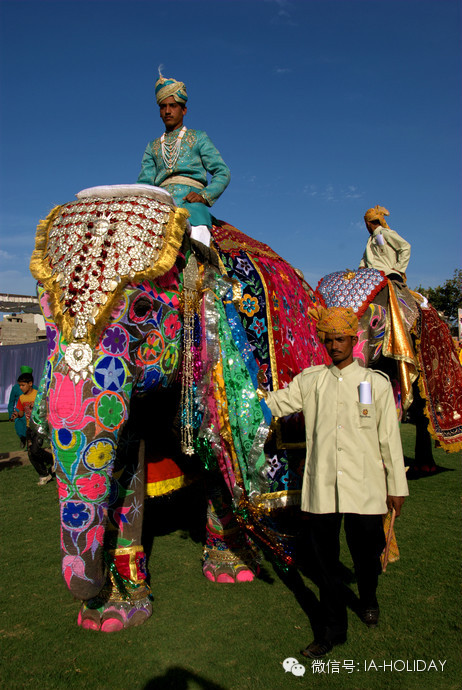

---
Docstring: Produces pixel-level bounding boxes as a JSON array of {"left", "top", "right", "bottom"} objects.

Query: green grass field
[{"left": 1, "top": 415, "right": 461, "bottom": 690}]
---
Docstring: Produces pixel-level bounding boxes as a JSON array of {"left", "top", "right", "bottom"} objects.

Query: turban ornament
[
  {"left": 309, "top": 306, "right": 358, "bottom": 342},
  {"left": 364, "top": 205, "right": 390, "bottom": 229},
  {"left": 155, "top": 68, "right": 188, "bottom": 105}
]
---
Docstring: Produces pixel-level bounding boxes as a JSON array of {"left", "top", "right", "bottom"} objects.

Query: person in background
[
  {"left": 8, "top": 365, "right": 37, "bottom": 448},
  {"left": 359, "top": 205, "right": 411, "bottom": 283},
  {"left": 11, "top": 371, "right": 53, "bottom": 486}
]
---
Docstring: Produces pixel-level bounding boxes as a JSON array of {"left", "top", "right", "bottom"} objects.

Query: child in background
[
  {"left": 11, "top": 372, "right": 53, "bottom": 486},
  {"left": 8, "top": 365, "right": 37, "bottom": 448}
]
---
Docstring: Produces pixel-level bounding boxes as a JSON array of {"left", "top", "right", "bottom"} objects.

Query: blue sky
[{"left": 0, "top": 0, "right": 460, "bottom": 299}]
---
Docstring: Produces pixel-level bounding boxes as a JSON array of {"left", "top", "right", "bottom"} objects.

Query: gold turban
[
  {"left": 309, "top": 306, "right": 359, "bottom": 342},
  {"left": 155, "top": 71, "right": 188, "bottom": 105},
  {"left": 364, "top": 205, "right": 390, "bottom": 229}
]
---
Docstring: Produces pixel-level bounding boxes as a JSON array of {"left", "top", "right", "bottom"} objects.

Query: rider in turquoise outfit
[{"left": 137, "top": 73, "right": 230, "bottom": 242}]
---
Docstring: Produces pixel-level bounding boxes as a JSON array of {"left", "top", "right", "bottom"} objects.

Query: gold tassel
[{"left": 180, "top": 253, "right": 200, "bottom": 455}]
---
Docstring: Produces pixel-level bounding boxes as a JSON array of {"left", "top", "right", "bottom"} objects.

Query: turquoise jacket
[{"left": 137, "top": 128, "right": 230, "bottom": 227}]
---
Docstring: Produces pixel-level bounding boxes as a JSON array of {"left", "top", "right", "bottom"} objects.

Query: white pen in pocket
[{"left": 359, "top": 381, "right": 372, "bottom": 404}]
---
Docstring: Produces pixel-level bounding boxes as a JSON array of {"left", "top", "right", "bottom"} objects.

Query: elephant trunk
[{"left": 49, "top": 366, "right": 136, "bottom": 600}]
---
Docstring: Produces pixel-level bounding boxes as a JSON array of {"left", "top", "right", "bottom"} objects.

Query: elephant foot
[
  {"left": 77, "top": 608, "right": 101, "bottom": 630},
  {"left": 77, "top": 587, "right": 153, "bottom": 632},
  {"left": 203, "top": 560, "right": 260, "bottom": 583},
  {"left": 77, "top": 545, "right": 152, "bottom": 632},
  {"left": 203, "top": 531, "right": 261, "bottom": 584}
]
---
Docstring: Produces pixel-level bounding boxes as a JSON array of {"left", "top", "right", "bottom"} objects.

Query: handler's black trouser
[
  {"left": 307, "top": 512, "right": 386, "bottom": 641},
  {"left": 27, "top": 428, "right": 54, "bottom": 478}
]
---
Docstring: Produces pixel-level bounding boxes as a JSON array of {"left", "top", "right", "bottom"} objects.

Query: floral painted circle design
[
  {"left": 95, "top": 391, "right": 126, "bottom": 431},
  {"left": 83, "top": 438, "right": 115, "bottom": 471},
  {"left": 160, "top": 342, "right": 179, "bottom": 374},
  {"left": 137, "top": 330, "right": 164, "bottom": 365},
  {"left": 75, "top": 472, "right": 109, "bottom": 502},
  {"left": 100, "top": 325, "right": 129, "bottom": 357},
  {"left": 61, "top": 500, "right": 95, "bottom": 532},
  {"left": 93, "top": 355, "right": 127, "bottom": 392},
  {"left": 162, "top": 312, "right": 182, "bottom": 341}
]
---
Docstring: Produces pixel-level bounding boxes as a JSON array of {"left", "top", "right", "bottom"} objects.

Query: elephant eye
[{"left": 132, "top": 297, "right": 152, "bottom": 318}]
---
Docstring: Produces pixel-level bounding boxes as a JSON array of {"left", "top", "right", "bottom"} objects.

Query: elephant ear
[{"left": 30, "top": 189, "right": 189, "bottom": 347}]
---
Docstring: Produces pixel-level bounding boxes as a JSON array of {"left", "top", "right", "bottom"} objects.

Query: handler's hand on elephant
[
  {"left": 183, "top": 191, "right": 207, "bottom": 204},
  {"left": 386, "top": 495, "right": 405, "bottom": 516}
]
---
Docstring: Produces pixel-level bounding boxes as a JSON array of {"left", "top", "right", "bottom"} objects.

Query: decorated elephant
[
  {"left": 30, "top": 184, "right": 328, "bottom": 632},
  {"left": 316, "top": 268, "right": 462, "bottom": 462}
]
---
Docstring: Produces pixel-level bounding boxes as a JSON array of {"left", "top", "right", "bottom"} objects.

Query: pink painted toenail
[
  {"left": 81, "top": 618, "right": 100, "bottom": 630},
  {"left": 203, "top": 569, "right": 216, "bottom": 582},
  {"left": 236, "top": 570, "right": 255, "bottom": 582},
  {"left": 101, "top": 618, "right": 124, "bottom": 632},
  {"left": 216, "top": 573, "right": 234, "bottom": 583}
]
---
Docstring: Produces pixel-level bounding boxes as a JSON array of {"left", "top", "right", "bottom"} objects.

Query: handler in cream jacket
[{"left": 263, "top": 306, "right": 408, "bottom": 659}]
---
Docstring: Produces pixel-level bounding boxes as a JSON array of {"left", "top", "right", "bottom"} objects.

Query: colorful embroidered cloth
[
  {"left": 212, "top": 220, "right": 329, "bottom": 392},
  {"left": 416, "top": 304, "right": 462, "bottom": 452}
]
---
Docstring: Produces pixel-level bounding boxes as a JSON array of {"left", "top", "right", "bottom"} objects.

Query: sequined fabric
[
  {"left": 211, "top": 220, "right": 329, "bottom": 504},
  {"left": 316, "top": 268, "right": 388, "bottom": 318},
  {"left": 30, "top": 193, "right": 187, "bottom": 346}
]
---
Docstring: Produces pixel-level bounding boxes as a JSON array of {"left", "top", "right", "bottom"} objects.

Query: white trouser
[{"left": 190, "top": 225, "right": 211, "bottom": 247}]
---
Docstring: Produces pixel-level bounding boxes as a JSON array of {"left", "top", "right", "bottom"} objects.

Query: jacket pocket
[{"left": 357, "top": 401, "right": 376, "bottom": 428}]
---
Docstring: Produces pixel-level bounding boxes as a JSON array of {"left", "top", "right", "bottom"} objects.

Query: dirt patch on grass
[{"left": 0, "top": 451, "right": 31, "bottom": 470}]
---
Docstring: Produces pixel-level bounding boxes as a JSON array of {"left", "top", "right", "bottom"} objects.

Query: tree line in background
[{"left": 415, "top": 269, "right": 462, "bottom": 332}]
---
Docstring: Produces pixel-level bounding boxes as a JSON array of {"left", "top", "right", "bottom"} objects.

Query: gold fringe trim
[
  {"left": 29, "top": 205, "right": 189, "bottom": 348},
  {"left": 30, "top": 205, "right": 63, "bottom": 283}
]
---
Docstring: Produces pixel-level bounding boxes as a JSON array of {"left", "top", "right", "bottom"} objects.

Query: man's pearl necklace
[{"left": 161, "top": 126, "right": 187, "bottom": 170}]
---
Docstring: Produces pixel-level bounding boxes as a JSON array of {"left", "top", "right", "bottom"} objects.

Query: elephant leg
[
  {"left": 202, "top": 474, "right": 260, "bottom": 583},
  {"left": 78, "top": 545, "right": 152, "bottom": 632},
  {"left": 78, "top": 430, "right": 152, "bottom": 632},
  {"left": 410, "top": 382, "right": 436, "bottom": 472}
]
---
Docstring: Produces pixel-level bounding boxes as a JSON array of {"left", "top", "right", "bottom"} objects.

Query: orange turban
[
  {"left": 364, "top": 205, "right": 390, "bottom": 229},
  {"left": 309, "top": 307, "right": 359, "bottom": 342}
]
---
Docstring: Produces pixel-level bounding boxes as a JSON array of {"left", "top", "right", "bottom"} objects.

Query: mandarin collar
[{"left": 328, "top": 360, "right": 360, "bottom": 379}]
